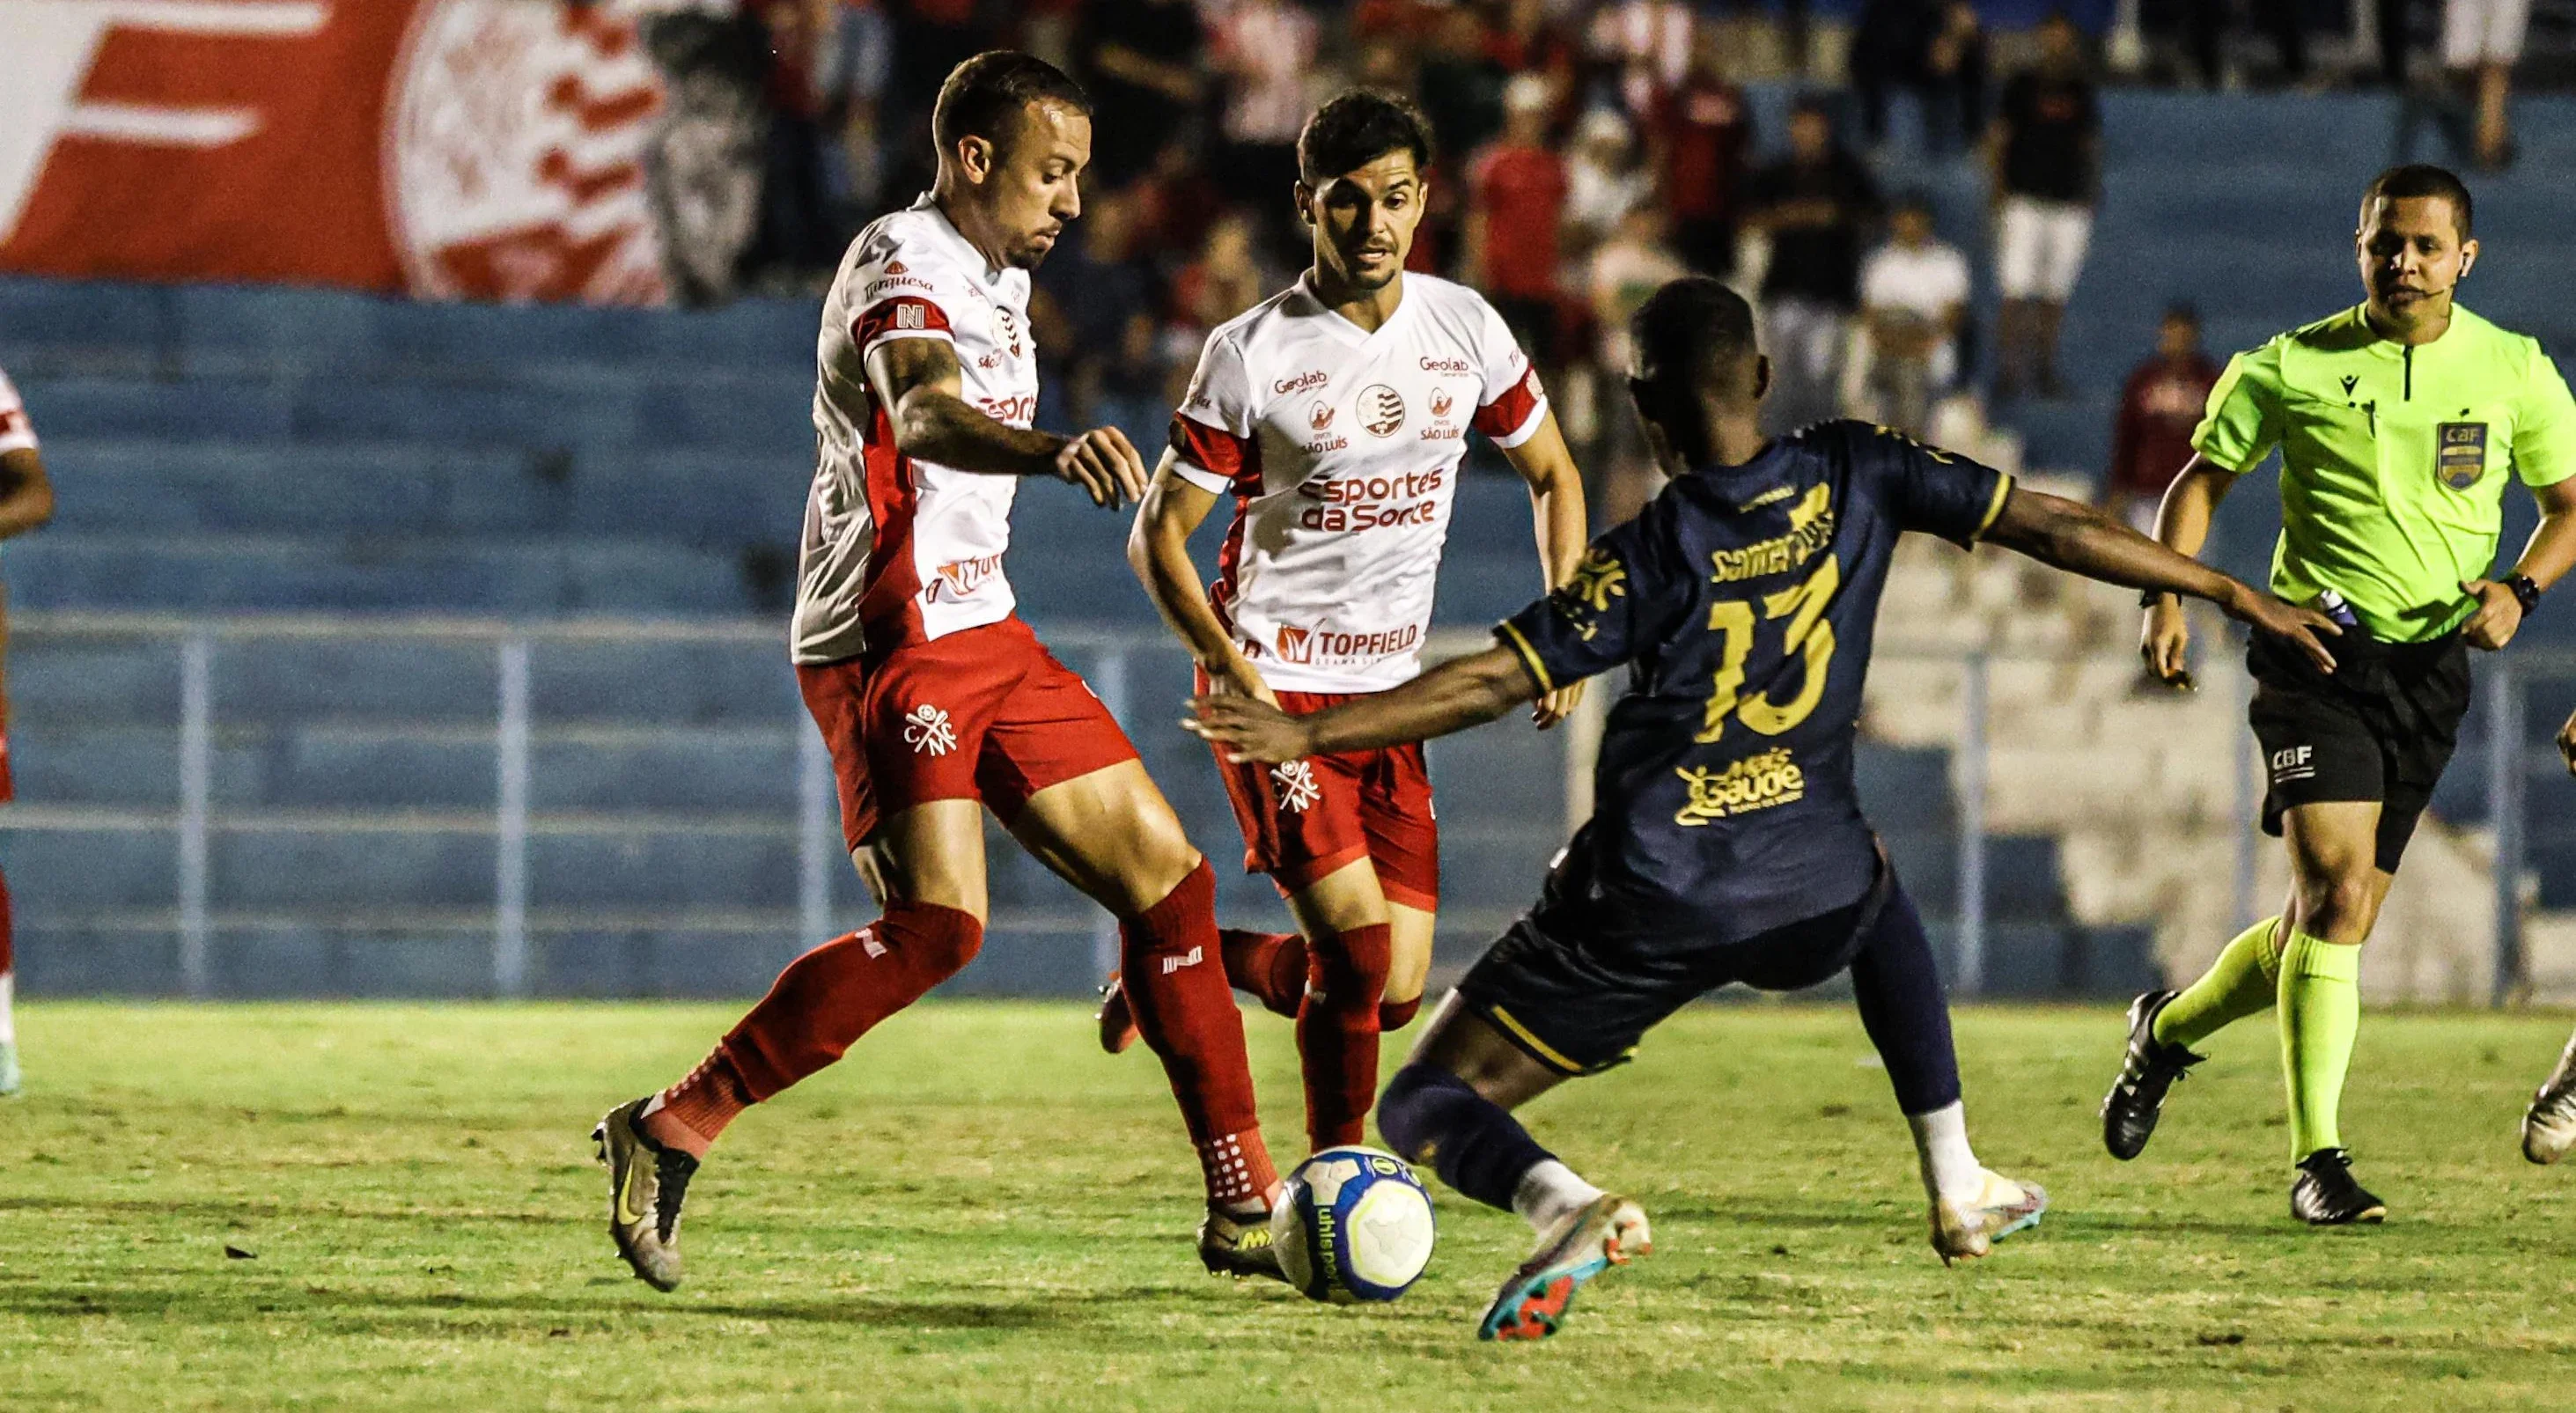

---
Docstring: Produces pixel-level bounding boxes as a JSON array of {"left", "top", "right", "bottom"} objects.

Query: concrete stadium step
[
  {"left": 43, "top": 439, "right": 806, "bottom": 542},
  {"left": 8, "top": 534, "right": 754, "bottom": 614},
  {"left": 17, "top": 369, "right": 817, "bottom": 455},
  {"left": 0, "top": 276, "right": 822, "bottom": 380}
]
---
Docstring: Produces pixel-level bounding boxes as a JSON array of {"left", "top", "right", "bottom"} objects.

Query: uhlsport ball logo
[{"left": 1270, "top": 1145, "right": 1437, "bottom": 1304}]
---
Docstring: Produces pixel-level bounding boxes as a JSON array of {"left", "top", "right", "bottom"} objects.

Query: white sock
[
  {"left": 0, "top": 970, "right": 14, "bottom": 1047},
  {"left": 1511, "top": 1159, "right": 1604, "bottom": 1236},
  {"left": 1908, "top": 1101, "right": 1986, "bottom": 1206}
]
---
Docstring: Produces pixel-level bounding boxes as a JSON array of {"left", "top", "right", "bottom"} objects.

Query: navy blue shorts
[{"left": 1458, "top": 843, "right": 1903, "bottom": 1077}]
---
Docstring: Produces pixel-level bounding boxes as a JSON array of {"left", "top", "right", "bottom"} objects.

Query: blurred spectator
[
  {"left": 2177, "top": 0, "right": 2309, "bottom": 88},
  {"left": 1743, "top": 98, "right": 1880, "bottom": 434},
  {"left": 1084, "top": 0, "right": 1208, "bottom": 185},
  {"left": 1564, "top": 108, "right": 1652, "bottom": 255},
  {"left": 883, "top": 0, "right": 992, "bottom": 194},
  {"left": 1490, "top": 0, "right": 1584, "bottom": 117},
  {"left": 1041, "top": 189, "right": 1159, "bottom": 418},
  {"left": 1588, "top": 0, "right": 1695, "bottom": 120},
  {"left": 2445, "top": 0, "right": 2524, "bottom": 167},
  {"left": 1170, "top": 210, "right": 1272, "bottom": 342},
  {"left": 1132, "top": 138, "right": 1227, "bottom": 260},
  {"left": 1208, "top": 0, "right": 1318, "bottom": 210},
  {"left": 1467, "top": 76, "right": 1570, "bottom": 364},
  {"left": 1851, "top": 0, "right": 1935, "bottom": 150},
  {"left": 1989, "top": 14, "right": 2098, "bottom": 401},
  {"left": 1420, "top": 6, "right": 1509, "bottom": 174},
  {"left": 1921, "top": 0, "right": 1987, "bottom": 156},
  {"left": 1646, "top": 28, "right": 1752, "bottom": 277},
  {"left": 2105, "top": 305, "right": 2220, "bottom": 536},
  {"left": 1857, "top": 195, "right": 1969, "bottom": 438},
  {"left": 815, "top": 0, "right": 894, "bottom": 223},
  {"left": 747, "top": 0, "right": 841, "bottom": 286},
  {"left": 639, "top": 4, "right": 769, "bottom": 307},
  {"left": 1587, "top": 206, "right": 1688, "bottom": 525}
]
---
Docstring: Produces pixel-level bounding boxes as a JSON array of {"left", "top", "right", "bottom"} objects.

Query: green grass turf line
[{"left": 3, "top": 1001, "right": 2575, "bottom": 1409}]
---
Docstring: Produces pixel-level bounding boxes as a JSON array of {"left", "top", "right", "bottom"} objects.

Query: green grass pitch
[{"left": 5, "top": 1000, "right": 2576, "bottom": 1410}]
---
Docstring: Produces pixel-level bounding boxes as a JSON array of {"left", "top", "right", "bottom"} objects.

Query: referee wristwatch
[{"left": 2508, "top": 573, "right": 2543, "bottom": 616}]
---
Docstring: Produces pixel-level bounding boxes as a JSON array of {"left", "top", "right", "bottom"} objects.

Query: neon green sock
[
  {"left": 2278, "top": 930, "right": 2362, "bottom": 1161},
  {"left": 2153, "top": 916, "right": 2284, "bottom": 1050}
]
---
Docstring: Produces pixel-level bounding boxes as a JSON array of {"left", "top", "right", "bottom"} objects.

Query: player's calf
[{"left": 1295, "top": 922, "right": 1393, "bottom": 1150}]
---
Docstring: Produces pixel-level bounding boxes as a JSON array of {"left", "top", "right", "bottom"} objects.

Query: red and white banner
[{"left": 0, "top": 0, "right": 672, "bottom": 304}]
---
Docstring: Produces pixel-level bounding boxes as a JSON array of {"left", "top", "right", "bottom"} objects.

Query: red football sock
[
  {"left": 651, "top": 902, "right": 983, "bottom": 1156},
  {"left": 1123, "top": 860, "right": 1277, "bottom": 1209},
  {"left": 1378, "top": 994, "right": 1420, "bottom": 1033},
  {"left": 1219, "top": 928, "right": 1306, "bottom": 1018},
  {"left": 1296, "top": 922, "right": 1395, "bottom": 1151}
]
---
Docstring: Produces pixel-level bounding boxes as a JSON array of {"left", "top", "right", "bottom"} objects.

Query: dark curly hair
[{"left": 1297, "top": 90, "right": 1435, "bottom": 183}]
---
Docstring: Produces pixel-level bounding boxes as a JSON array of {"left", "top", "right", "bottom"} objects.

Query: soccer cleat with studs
[
  {"left": 1196, "top": 1204, "right": 1285, "bottom": 1282},
  {"left": 2291, "top": 1147, "right": 2386, "bottom": 1225},
  {"left": 1476, "top": 1194, "right": 1651, "bottom": 1343},
  {"left": 2101, "top": 990, "right": 2204, "bottom": 1160},
  {"left": 1930, "top": 1170, "right": 2048, "bottom": 1264},
  {"left": 592, "top": 1096, "right": 698, "bottom": 1291},
  {"left": 2521, "top": 1033, "right": 2576, "bottom": 1165},
  {"left": 1094, "top": 972, "right": 1138, "bottom": 1055}
]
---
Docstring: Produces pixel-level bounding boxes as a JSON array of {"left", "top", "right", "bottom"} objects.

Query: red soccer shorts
[
  {"left": 798, "top": 617, "right": 1139, "bottom": 850},
  {"left": 1203, "top": 675, "right": 1439, "bottom": 910}
]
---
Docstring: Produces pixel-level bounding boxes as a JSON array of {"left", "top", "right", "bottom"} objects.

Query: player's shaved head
[
  {"left": 1626, "top": 277, "right": 1768, "bottom": 468},
  {"left": 2364, "top": 164, "right": 2472, "bottom": 240},
  {"left": 1630, "top": 277, "right": 1761, "bottom": 404},
  {"left": 933, "top": 51, "right": 1092, "bottom": 161}
]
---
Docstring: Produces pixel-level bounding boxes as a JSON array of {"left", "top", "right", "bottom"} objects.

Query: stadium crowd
[{"left": 622, "top": 0, "right": 2561, "bottom": 514}]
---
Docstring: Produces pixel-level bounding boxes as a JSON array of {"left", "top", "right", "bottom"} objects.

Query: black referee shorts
[
  {"left": 2245, "top": 627, "right": 2472, "bottom": 875},
  {"left": 1454, "top": 843, "right": 1901, "bottom": 1078}
]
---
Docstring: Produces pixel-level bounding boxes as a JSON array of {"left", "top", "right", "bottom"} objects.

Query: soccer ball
[{"left": 1270, "top": 1145, "right": 1437, "bottom": 1304}]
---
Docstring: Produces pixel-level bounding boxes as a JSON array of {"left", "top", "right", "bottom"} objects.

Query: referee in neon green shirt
[{"left": 2097, "top": 165, "right": 2576, "bottom": 1225}]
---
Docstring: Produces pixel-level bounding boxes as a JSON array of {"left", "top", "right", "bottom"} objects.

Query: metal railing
[{"left": 4, "top": 611, "right": 2569, "bottom": 1001}]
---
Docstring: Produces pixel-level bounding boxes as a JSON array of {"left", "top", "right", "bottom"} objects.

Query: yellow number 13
[{"left": 1696, "top": 555, "right": 1840, "bottom": 744}]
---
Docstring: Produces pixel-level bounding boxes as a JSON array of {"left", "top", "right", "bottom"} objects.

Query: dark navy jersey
[{"left": 1497, "top": 420, "right": 2011, "bottom": 947}]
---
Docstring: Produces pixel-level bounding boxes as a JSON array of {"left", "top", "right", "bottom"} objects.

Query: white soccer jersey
[
  {"left": 794, "top": 195, "right": 1040, "bottom": 665},
  {"left": 1170, "top": 274, "right": 1548, "bottom": 694},
  {"left": 0, "top": 368, "right": 37, "bottom": 456}
]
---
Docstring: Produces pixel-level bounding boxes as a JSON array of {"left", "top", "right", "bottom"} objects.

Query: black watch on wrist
[
  {"left": 2139, "top": 589, "right": 2177, "bottom": 608},
  {"left": 2509, "top": 574, "right": 2543, "bottom": 616}
]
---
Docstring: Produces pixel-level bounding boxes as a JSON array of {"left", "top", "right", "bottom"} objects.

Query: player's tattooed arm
[
  {"left": 1500, "top": 412, "right": 1591, "bottom": 730},
  {"left": 1130, "top": 456, "right": 1277, "bottom": 706},
  {"left": 1186, "top": 645, "right": 1538, "bottom": 763},
  {"left": 863, "top": 335, "right": 1147, "bottom": 507},
  {"left": 0, "top": 448, "right": 54, "bottom": 541},
  {"left": 1984, "top": 483, "right": 2342, "bottom": 675},
  {"left": 2133, "top": 457, "right": 2239, "bottom": 687}
]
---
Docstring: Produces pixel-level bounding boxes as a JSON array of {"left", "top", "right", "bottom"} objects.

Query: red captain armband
[
  {"left": 1471, "top": 364, "right": 1545, "bottom": 443},
  {"left": 1168, "top": 414, "right": 1260, "bottom": 489},
  {"left": 852, "top": 296, "right": 953, "bottom": 350}
]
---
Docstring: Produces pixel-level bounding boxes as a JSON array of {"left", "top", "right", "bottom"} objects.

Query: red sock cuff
[
  {"left": 720, "top": 902, "right": 983, "bottom": 1100},
  {"left": 1219, "top": 928, "right": 1306, "bottom": 1017},
  {"left": 1378, "top": 994, "right": 1421, "bottom": 1032},
  {"left": 1198, "top": 1130, "right": 1282, "bottom": 1209},
  {"left": 1305, "top": 922, "right": 1393, "bottom": 1013}
]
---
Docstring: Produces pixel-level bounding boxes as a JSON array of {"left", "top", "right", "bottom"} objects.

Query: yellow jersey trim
[
  {"left": 1972, "top": 473, "right": 2014, "bottom": 541},
  {"left": 1495, "top": 620, "right": 1556, "bottom": 694},
  {"left": 1486, "top": 1003, "right": 1583, "bottom": 1074}
]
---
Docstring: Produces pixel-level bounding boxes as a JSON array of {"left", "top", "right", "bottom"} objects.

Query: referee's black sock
[{"left": 1377, "top": 1063, "right": 1552, "bottom": 1214}]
